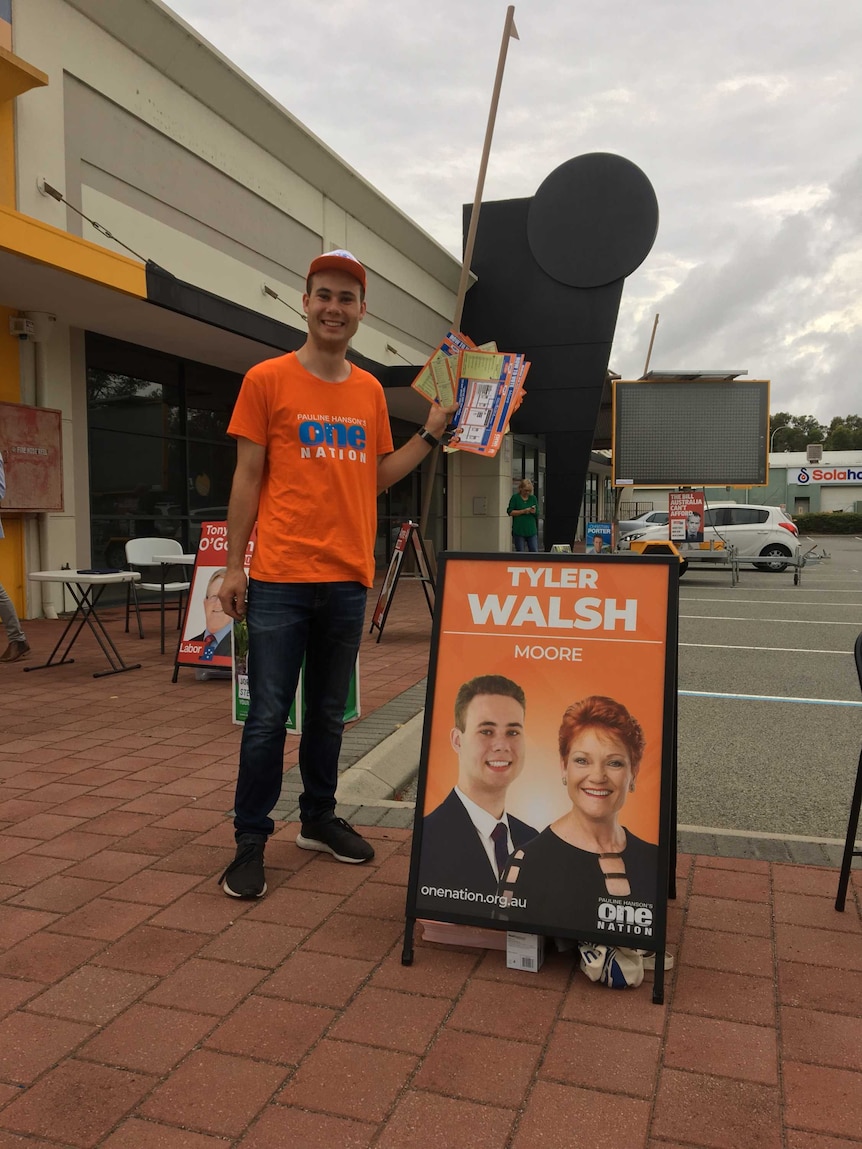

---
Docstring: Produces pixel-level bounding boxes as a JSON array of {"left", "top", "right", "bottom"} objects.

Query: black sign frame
[{"left": 403, "top": 551, "right": 679, "bottom": 1003}]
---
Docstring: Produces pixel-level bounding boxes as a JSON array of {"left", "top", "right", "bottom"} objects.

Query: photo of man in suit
[
  {"left": 191, "top": 568, "right": 233, "bottom": 660},
  {"left": 418, "top": 675, "right": 538, "bottom": 906}
]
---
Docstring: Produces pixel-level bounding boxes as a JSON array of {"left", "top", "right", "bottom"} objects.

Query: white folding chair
[{"left": 124, "top": 537, "right": 190, "bottom": 653}]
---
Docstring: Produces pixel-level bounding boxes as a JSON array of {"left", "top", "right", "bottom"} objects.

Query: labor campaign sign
[
  {"left": 177, "top": 521, "right": 234, "bottom": 669},
  {"left": 405, "top": 552, "right": 677, "bottom": 953}
]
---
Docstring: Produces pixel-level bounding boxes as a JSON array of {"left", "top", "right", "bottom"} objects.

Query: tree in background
[
  {"left": 769, "top": 412, "right": 826, "bottom": 452},
  {"left": 769, "top": 413, "right": 862, "bottom": 451},
  {"left": 824, "top": 415, "right": 862, "bottom": 450}
]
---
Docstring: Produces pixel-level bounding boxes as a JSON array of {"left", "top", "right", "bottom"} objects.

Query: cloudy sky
[{"left": 166, "top": 0, "right": 861, "bottom": 422}]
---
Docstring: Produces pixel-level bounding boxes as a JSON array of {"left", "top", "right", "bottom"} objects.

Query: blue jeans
[
  {"left": 234, "top": 579, "right": 367, "bottom": 838},
  {"left": 0, "top": 581, "right": 26, "bottom": 644},
  {"left": 513, "top": 534, "right": 539, "bottom": 552}
]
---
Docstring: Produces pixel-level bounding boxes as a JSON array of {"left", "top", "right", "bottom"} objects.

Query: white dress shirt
[{"left": 454, "top": 786, "right": 514, "bottom": 880}]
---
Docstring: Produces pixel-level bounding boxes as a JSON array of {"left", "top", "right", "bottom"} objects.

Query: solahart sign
[{"left": 791, "top": 467, "right": 862, "bottom": 485}]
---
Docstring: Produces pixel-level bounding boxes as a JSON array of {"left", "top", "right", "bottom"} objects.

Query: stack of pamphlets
[{"left": 411, "top": 330, "right": 529, "bottom": 457}]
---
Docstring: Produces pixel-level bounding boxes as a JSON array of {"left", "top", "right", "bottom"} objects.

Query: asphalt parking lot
[{"left": 676, "top": 534, "right": 862, "bottom": 841}]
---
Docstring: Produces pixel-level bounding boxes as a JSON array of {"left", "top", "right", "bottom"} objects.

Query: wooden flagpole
[
  {"left": 453, "top": 5, "right": 519, "bottom": 329},
  {"left": 642, "top": 312, "right": 659, "bottom": 377},
  {"left": 419, "top": 5, "right": 519, "bottom": 536}
]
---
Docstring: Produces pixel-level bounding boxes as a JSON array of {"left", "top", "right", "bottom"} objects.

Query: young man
[
  {"left": 417, "top": 675, "right": 538, "bottom": 906},
  {"left": 218, "top": 249, "right": 453, "bottom": 898}
]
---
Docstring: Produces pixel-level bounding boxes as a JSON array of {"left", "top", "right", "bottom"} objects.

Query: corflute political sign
[{"left": 405, "top": 552, "right": 677, "bottom": 953}]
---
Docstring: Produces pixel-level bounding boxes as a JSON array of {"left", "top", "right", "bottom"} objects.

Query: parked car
[
  {"left": 618, "top": 502, "right": 800, "bottom": 571},
  {"left": 616, "top": 510, "right": 670, "bottom": 536}
]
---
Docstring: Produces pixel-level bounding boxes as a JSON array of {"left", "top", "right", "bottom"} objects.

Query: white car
[
  {"left": 616, "top": 510, "right": 670, "bottom": 536},
  {"left": 618, "top": 502, "right": 800, "bottom": 572}
]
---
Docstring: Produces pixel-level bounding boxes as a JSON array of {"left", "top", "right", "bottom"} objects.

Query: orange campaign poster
[{"left": 405, "top": 552, "right": 678, "bottom": 954}]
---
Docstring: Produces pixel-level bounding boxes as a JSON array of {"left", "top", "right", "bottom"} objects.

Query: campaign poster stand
[
  {"left": 668, "top": 491, "right": 705, "bottom": 545},
  {"left": 402, "top": 552, "right": 679, "bottom": 1004},
  {"left": 369, "top": 521, "right": 435, "bottom": 643},
  {"left": 171, "top": 521, "right": 237, "bottom": 682},
  {"left": 585, "top": 521, "right": 613, "bottom": 554},
  {"left": 232, "top": 650, "right": 360, "bottom": 730}
]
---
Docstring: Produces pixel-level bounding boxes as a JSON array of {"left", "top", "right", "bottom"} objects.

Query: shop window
[{"left": 86, "top": 334, "right": 240, "bottom": 562}]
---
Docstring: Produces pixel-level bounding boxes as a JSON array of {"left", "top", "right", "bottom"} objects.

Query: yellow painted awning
[
  {"left": 0, "top": 204, "right": 146, "bottom": 298},
  {"left": 0, "top": 45, "right": 48, "bottom": 103}
]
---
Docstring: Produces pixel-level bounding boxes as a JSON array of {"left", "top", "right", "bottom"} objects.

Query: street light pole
[{"left": 769, "top": 426, "right": 785, "bottom": 452}]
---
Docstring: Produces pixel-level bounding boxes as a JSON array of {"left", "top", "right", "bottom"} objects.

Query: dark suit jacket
[
  {"left": 417, "top": 789, "right": 538, "bottom": 903},
  {"left": 191, "top": 630, "right": 232, "bottom": 658}
]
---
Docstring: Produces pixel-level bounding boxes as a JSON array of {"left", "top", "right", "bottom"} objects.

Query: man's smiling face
[
  {"left": 452, "top": 693, "right": 526, "bottom": 809},
  {"left": 303, "top": 269, "right": 366, "bottom": 352}
]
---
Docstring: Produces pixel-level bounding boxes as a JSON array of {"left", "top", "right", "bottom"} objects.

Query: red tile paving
[
  {"left": 258, "top": 949, "right": 375, "bottom": 1007},
  {"left": 203, "top": 995, "right": 333, "bottom": 1064},
  {"left": 540, "top": 1019, "right": 662, "bottom": 1097},
  {"left": 78, "top": 1003, "right": 216, "bottom": 1074},
  {"left": 663, "top": 1013, "right": 778, "bottom": 1084},
  {"left": 449, "top": 978, "right": 563, "bottom": 1044},
  {"left": 236, "top": 1106, "right": 377, "bottom": 1148},
  {"left": 652, "top": 1069, "right": 783, "bottom": 1148},
  {"left": 277, "top": 1039, "right": 417, "bottom": 1122},
  {"left": 512, "top": 1080, "right": 650, "bottom": 1149},
  {"left": 0, "top": 1059, "right": 156, "bottom": 1146},
  {"left": 102, "top": 1119, "right": 228, "bottom": 1148},
  {"left": 329, "top": 984, "right": 451, "bottom": 1053},
  {"left": 414, "top": 1028, "right": 540, "bottom": 1107},
  {"left": 377, "top": 1091, "right": 514, "bottom": 1149},
  {"left": 0, "top": 932, "right": 103, "bottom": 983},
  {"left": 0, "top": 586, "right": 860, "bottom": 1148},
  {"left": 670, "top": 964, "right": 777, "bottom": 1026},
  {"left": 44, "top": 896, "right": 161, "bottom": 941},
  {"left": 138, "top": 1049, "right": 287, "bottom": 1138},
  {"left": 778, "top": 959, "right": 862, "bottom": 1016},
  {"left": 679, "top": 924, "right": 775, "bottom": 977},
  {"left": 783, "top": 1062, "right": 862, "bottom": 1141}
]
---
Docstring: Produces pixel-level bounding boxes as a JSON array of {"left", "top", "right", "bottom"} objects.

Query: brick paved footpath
[{"left": 0, "top": 578, "right": 860, "bottom": 1147}]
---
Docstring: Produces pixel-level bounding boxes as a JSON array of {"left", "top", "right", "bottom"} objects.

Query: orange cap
[{"left": 307, "top": 249, "right": 366, "bottom": 291}]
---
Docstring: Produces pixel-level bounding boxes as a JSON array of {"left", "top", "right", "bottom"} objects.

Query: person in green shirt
[{"left": 507, "top": 478, "right": 539, "bottom": 552}]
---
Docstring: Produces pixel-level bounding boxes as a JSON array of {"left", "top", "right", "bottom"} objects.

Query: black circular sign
[{"left": 527, "top": 153, "right": 659, "bottom": 288}]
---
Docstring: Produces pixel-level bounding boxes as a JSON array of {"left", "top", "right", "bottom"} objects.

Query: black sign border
[{"left": 403, "top": 551, "right": 679, "bottom": 998}]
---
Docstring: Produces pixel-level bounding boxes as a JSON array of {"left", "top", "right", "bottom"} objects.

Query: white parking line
[
  {"left": 680, "top": 642, "right": 851, "bottom": 654},
  {"left": 681, "top": 615, "right": 860, "bottom": 626},
  {"left": 683, "top": 598, "right": 861, "bottom": 607},
  {"left": 682, "top": 588, "right": 861, "bottom": 594},
  {"left": 680, "top": 689, "right": 862, "bottom": 707},
  {"left": 678, "top": 823, "right": 858, "bottom": 847}
]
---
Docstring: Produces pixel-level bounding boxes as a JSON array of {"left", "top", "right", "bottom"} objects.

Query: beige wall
[
  {"left": 15, "top": 0, "right": 457, "bottom": 355},
  {"left": 9, "top": 0, "right": 513, "bottom": 592}
]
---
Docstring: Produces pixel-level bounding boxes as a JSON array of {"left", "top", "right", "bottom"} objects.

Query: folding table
[{"left": 26, "top": 569, "right": 142, "bottom": 678}]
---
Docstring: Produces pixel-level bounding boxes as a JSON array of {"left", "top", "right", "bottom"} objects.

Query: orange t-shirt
[{"left": 227, "top": 353, "right": 394, "bottom": 587}]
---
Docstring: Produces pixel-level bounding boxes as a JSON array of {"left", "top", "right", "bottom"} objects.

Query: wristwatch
[{"left": 416, "top": 427, "right": 440, "bottom": 448}]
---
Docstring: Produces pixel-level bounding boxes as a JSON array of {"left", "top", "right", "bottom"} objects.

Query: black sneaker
[
  {"left": 218, "top": 833, "right": 267, "bottom": 897},
  {"left": 296, "top": 817, "right": 374, "bottom": 864}
]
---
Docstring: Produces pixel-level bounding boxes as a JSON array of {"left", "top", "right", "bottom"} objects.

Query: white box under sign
[{"left": 506, "top": 931, "right": 545, "bottom": 972}]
